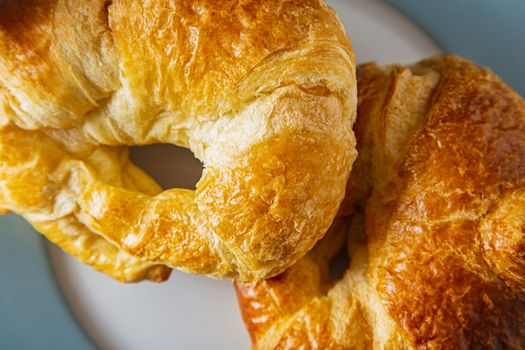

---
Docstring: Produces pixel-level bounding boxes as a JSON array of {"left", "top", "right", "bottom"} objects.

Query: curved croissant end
[
  {"left": 0, "top": 0, "right": 356, "bottom": 282},
  {"left": 235, "top": 56, "right": 525, "bottom": 349}
]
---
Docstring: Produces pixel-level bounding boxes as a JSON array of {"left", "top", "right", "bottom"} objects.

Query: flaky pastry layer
[
  {"left": 0, "top": 0, "right": 357, "bottom": 282},
  {"left": 235, "top": 56, "right": 525, "bottom": 349}
]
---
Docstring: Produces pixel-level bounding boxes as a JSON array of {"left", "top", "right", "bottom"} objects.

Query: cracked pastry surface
[
  {"left": 0, "top": 0, "right": 357, "bottom": 282},
  {"left": 235, "top": 56, "right": 525, "bottom": 349}
]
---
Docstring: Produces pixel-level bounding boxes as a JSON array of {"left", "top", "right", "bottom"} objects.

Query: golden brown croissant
[
  {"left": 0, "top": 0, "right": 357, "bottom": 282},
  {"left": 235, "top": 56, "right": 525, "bottom": 349}
]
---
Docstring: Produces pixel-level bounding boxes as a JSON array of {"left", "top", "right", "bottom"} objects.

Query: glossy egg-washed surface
[
  {"left": 235, "top": 56, "right": 525, "bottom": 349},
  {"left": 0, "top": 0, "right": 356, "bottom": 282}
]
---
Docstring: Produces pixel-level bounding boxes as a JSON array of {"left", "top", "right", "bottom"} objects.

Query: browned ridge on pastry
[
  {"left": 0, "top": 0, "right": 357, "bottom": 282},
  {"left": 235, "top": 56, "right": 525, "bottom": 349}
]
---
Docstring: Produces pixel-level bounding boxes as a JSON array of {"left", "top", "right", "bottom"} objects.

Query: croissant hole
[
  {"left": 130, "top": 144, "right": 204, "bottom": 190},
  {"left": 329, "top": 246, "right": 350, "bottom": 282}
]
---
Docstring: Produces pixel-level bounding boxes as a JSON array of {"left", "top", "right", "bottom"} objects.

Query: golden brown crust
[
  {"left": 480, "top": 188, "right": 525, "bottom": 293},
  {"left": 372, "top": 56, "right": 525, "bottom": 348},
  {"left": 0, "top": 0, "right": 356, "bottom": 281},
  {"left": 235, "top": 55, "right": 525, "bottom": 349},
  {"left": 0, "top": 125, "right": 171, "bottom": 282}
]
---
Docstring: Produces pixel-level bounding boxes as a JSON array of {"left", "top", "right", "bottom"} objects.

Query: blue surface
[
  {"left": 0, "top": 1, "right": 524, "bottom": 349},
  {"left": 0, "top": 215, "right": 95, "bottom": 350},
  {"left": 387, "top": 0, "right": 525, "bottom": 97}
]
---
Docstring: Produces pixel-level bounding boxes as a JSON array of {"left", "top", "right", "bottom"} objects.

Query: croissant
[
  {"left": 0, "top": 0, "right": 357, "bottom": 282},
  {"left": 235, "top": 56, "right": 525, "bottom": 349}
]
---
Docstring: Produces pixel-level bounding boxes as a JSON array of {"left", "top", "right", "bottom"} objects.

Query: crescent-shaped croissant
[
  {"left": 235, "top": 56, "right": 525, "bottom": 349},
  {"left": 0, "top": 0, "right": 357, "bottom": 282}
]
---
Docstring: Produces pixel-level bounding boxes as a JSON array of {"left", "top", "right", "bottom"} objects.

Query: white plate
[{"left": 49, "top": 1, "right": 440, "bottom": 349}]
